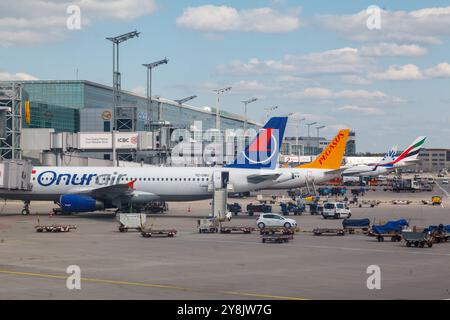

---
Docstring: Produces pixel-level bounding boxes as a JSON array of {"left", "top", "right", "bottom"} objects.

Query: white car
[
  {"left": 322, "top": 202, "right": 352, "bottom": 219},
  {"left": 442, "top": 180, "right": 449, "bottom": 184},
  {"left": 256, "top": 213, "right": 297, "bottom": 229}
]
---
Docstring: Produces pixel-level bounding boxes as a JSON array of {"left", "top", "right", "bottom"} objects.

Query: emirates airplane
[{"left": 1, "top": 117, "right": 293, "bottom": 214}]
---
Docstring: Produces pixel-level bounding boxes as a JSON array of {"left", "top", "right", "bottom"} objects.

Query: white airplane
[
  {"left": 268, "top": 129, "right": 351, "bottom": 189},
  {"left": 1, "top": 117, "right": 293, "bottom": 214},
  {"left": 342, "top": 136, "right": 427, "bottom": 177}
]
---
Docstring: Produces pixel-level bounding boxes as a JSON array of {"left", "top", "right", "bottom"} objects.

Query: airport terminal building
[{"left": 20, "top": 80, "right": 258, "bottom": 133}]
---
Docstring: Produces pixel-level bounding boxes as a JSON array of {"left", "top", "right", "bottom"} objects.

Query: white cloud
[
  {"left": 130, "top": 85, "right": 146, "bottom": 96},
  {"left": 286, "top": 87, "right": 401, "bottom": 104},
  {"left": 360, "top": 43, "right": 427, "bottom": 57},
  {"left": 217, "top": 47, "right": 375, "bottom": 76},
  {"left": 370, "top": 62, "right": 450, "bottom": 81},
  {"left": 317, "top": 6, "right": 450, "bottom": 44},
  {"left": 371, "top": 64, "right": 425, "bottom": 81},
  {"left": 337, "top": 105, "right": 385, "bottom": 116},
  {"left": 176, "top": 5, "right": 301, "bottom": 33},
  {"left": 0, "top": 71, "right": 38, "bottom": 81},
  {"left": 341, "top": 75, "right": 372, "bottom": 85},
  {"left": 0, "top": 0, "right": 158, "bottom": 47},
  {"left": 424, "top": 62, "right": 450, "bottom": 78}
]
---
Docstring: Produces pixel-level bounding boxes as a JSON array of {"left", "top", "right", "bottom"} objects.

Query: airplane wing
[
  {"left": 247, "top": 173, "right": 282, "bottom": 183},
  {"left": 325, "top": 168, "right": 348, "bottom": 176},
  {"left": 75, "top": 180, "right": 136, "bottom": 200}
]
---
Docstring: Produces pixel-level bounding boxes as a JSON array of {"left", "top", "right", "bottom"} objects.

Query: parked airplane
[
  {"left": 343, "top": 136, "right": 427, "bottom": 177},
  {"left": 1, "top": 117, "right": 293, "bottom": 214},
  {"left": 342, "top": 146, "right": 398, "bottom": 177},
  {"left": 268, "top": 128, "right": 351, "bottom": 189}
]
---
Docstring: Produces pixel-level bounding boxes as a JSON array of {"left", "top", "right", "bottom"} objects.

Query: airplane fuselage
[{"left": 0, "top": 166, "right": 292, "bottom": 203}]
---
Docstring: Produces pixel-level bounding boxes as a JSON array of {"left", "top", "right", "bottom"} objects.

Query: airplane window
[{"left": 170, "top": 178, "right": 173, "bottom": 181}]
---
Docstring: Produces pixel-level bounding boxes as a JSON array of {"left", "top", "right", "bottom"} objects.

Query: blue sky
[{"left": 1, "top": 0, "right": 450, "bottom": 152}]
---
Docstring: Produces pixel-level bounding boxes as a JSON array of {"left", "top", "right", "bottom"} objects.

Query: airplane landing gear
[{"left": 22, "top": 201, "right": 30, "bottom": 215}]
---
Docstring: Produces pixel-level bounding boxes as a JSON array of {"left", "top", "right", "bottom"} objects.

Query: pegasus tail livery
[
  {"left": 226, "top": 117, "right": 287, "bottom": 170},
  {"left": 268, "top": 129, "right": 351, "bottom": 190},
  {"left": 297, "top": 129, "right": 350, "bottom": 170}
]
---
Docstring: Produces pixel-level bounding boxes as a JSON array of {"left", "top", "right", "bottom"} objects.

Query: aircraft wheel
[{"left": 21, "top": 209, "right": 30, "bottom": 215}]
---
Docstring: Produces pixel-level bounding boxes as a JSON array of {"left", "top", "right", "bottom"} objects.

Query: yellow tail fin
[{"left": 297, "top": 129, "right": 350, "bottom": 170}]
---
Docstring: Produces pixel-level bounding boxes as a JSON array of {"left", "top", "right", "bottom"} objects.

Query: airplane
[
  {"left": 342, "top": 146, "right": 398, "bottom": 177},
  {"left": 267, "top": 129, "right": 351, "bottom": 189},
  {"left": 342, "top": 136, "right": 427, "bottom": 177},
  {"left": 0, "top": 117, "right": 293, "bottom": 215}
]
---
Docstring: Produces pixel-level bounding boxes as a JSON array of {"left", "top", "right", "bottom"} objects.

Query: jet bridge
[{"left": 0, "top": 160, "right": 33, "bottom": 191}]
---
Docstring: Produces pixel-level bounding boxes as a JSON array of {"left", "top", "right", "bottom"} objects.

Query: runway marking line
[{"left": 0, "top": 269, "right": 309, "bottom": 300}]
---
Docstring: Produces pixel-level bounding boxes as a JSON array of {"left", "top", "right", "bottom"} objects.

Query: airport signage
[
  {"left": 78, "top": 133, "right": 138, "bottom": 149},
  {"left": 115, "top": 133, "right": 138, "bottom": 149}
]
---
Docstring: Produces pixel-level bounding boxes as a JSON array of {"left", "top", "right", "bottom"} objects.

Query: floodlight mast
[
  {"left": 306, "top": 122, "right": 317, "bottom": 137},
  {"left": 264, "top": 106, "right": 278, "bottom": 121},
  {"left": 213, "top": 86, "right": 232, "bottom": 131},
  {"left": 241, "top": 97, "right": 257, "bottom": 133},
  {"left": 316, "top": 125, "right": 326, "bottom": 138},
  {"left": 288, "top": 113, "right": 306, "bottom": 157},
  {"left": 106, "top": 30, "right": 140, "bottom": 166},
  {"left": 142, "top": 58, "right": 169, "bottom": 130}
]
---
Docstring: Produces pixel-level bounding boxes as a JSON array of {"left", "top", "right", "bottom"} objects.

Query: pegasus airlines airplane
[
  {"left": 268, "top": 129, "right": 351, "bottom": 189},
  {"left": 1, "top": 117, "right": 293, "bottom": 214},
  {"left": 343, "top": 136, "right": 427, "bottom": 177}
]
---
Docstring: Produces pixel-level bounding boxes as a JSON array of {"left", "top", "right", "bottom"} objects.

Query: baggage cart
[
  {"left": 312, "top": 228, "right": 345, "bottom": 236},
  {"left": 117, "top": 213, "right": 146, "bottom": 232},
  {"left": 141, "top": 228, "right": 177, "bottom": 238},
  {"left": 403, "top": 231, "right": 433, "bottom": 248}
]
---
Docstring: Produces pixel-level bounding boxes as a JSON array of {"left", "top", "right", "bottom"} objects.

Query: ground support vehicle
[
  {"left": 261, "top": 234, "right": 292, "bottom": 243},
  {"left": 197, "top": 218, "right": 220, "bottom": 233},
  {"left": 342, "top": 218, "right": 371, "bottom": 234},
  {"left": 312, "top": 228, "right": 345, "bottom": 236},
  {"left": 220, "top": 225, "right": 254, "bottom": 234},
  {"left": 246, "top": 203, "right": 272, "bottom": 216},
  {"left": 141, "top": 228, "right": 177, "bottom": 238},
  {"left": 35, "top": 225, "right": 77, "bottom": 232},
  {"left": 117, "top": 213, "right": 146, "bottom": 232},
  {"left": 403, "top": 231, "right": 433, "bottom": 248}
]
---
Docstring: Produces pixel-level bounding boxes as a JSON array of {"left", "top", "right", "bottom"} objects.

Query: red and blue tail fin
[{"left": 225, "top": 117, "right": 288, "bottom": 169}]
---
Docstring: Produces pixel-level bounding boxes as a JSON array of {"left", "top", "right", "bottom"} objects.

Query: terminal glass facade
[{"left": 19, "top": 80, "right": 257, "bottom": 134}]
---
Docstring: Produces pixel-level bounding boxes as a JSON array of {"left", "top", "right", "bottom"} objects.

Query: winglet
[
  {"left": 297, "top": 129, "right": 350, "bottom": 170},
  {"left": 127, "top": 179, "right": 137, "bottom": 189}
]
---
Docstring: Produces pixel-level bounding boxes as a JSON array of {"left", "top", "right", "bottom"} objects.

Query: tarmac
[{"left": 0, "top": 180, "right": 449, "bottom": 300}]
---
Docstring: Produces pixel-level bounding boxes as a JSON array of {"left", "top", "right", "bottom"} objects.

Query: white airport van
[{"left": 322, "top": 202, "right": 352, "bottom": 219}]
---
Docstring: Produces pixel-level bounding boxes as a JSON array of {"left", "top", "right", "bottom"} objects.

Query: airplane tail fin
[
  {"left": 378, "top": 146, "right": 398, "bottom": 165},
  {"left": 392, "top": 136, "right": 426, "bottom": 164},
  {"left": 297, "top": 129, "right": 350, "bottom": 170},
  {"left": 225, "top": 117, "right": 288, "bottom": 170}
]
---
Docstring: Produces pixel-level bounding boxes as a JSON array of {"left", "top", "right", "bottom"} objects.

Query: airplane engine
[{"left": 60, "top": 194, "right": 104, "bottom": 213}]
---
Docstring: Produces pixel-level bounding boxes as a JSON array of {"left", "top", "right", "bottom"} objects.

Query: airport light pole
[
  {"left": 143, "top": 58, "right": 169, "bottom": 130},
  {"left": 241, "top": 97, "right": 257, "bottom": 133},
  {"left": 306, "top": 122, "right": 317, "bottom": 138},
  {"left": 264, "top": 106, "right": 279, "bottom": 122},
  {"left": 106, "top": 30, "right": 140, "bottom": 166},
  {"left": 316, "top": 125, "right": 326, "bottom": 138},
  {"left": 213, "top": 86, "right": 232, "bottom": 131},
  {"left": 288, "top": 113, "right": 306, "bottom": 158}
]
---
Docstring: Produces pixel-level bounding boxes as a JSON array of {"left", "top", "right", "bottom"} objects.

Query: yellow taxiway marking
[{"left": 0, "top": 269, "right": 308, "bottom": 300}]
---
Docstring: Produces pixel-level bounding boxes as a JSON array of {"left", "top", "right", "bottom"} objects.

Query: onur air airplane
[
  {"left": 342, "top": 136, "right": 427, "bottom": 177},
  {"left": 267, "top": 129, "right": 351, "bottom": 190},
  {"left": 0, "top": 117, "right": 293, "bottom": 214}
]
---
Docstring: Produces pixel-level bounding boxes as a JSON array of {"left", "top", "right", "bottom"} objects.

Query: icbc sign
[{"left": 116, "top": 133, "right": 138, "bottom": 149}]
